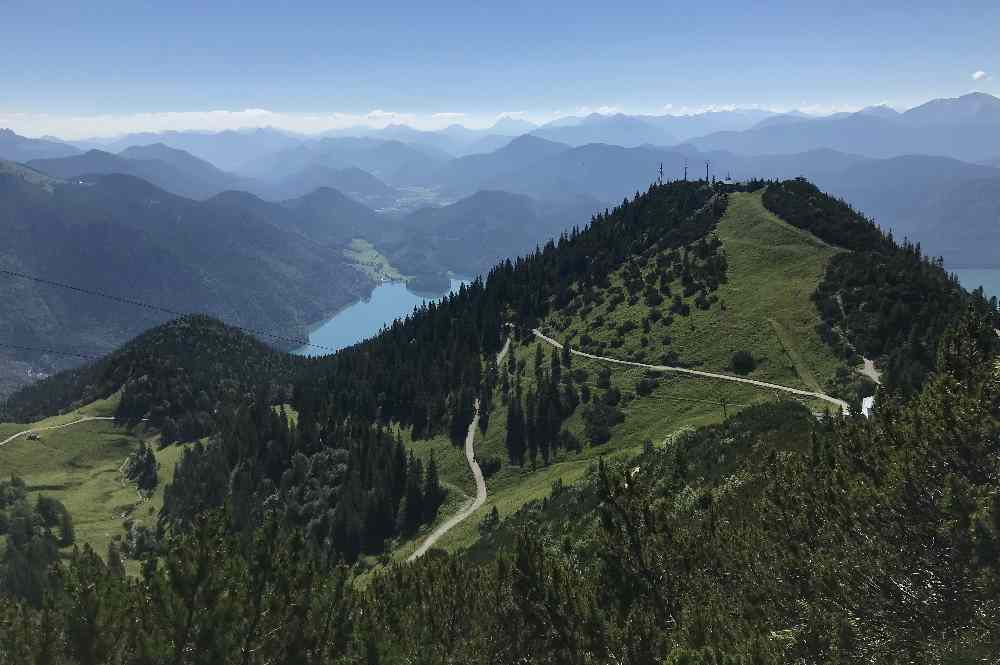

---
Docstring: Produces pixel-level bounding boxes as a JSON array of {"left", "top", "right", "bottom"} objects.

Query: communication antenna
[
  {"left": 683, "top": 160, "right": 688, "bottom": 181},
  {"left": 705, "top": 160, "right": 711, "bottom": 182},
  {"left": 657, "top": 162, "right": 663, "bottom": 185}
]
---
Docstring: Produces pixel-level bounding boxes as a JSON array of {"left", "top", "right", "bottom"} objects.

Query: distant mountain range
[
  {"left": 266, "top": 165, "right": 400, "bottom": 207},
  {"left": 0, "top": 162, "right": 374, "bottom": 393},
  {"left": 531, "top": 113, "right": 677, "bottom": 147},
  {"left": 807, "top": 155, "right": 1000, "bottom": 268},
  {"left": 70, "top": 127, "right": 303, "bottom": 172},
  {"left": 530, "top": 108, "right": 784, "bottom": 145},
  {"left": 3, "top": 91, "right": 998, "bottom": 295},
  {"left": 376, "top": 189, "right": 602, "bottom": 281},
  {"left": 27, "top": 147, "right": 252, "bottom": 200},
  {"left": 688, "top": 93, "right": 1000, "bottom": 163},
  {"left": 418, "top": 135, "right": 571, "bottom": 195},
  {"left": 21, "top": 119, "right": 1000, "bottom": 270},
  {"left": 239, "top": 136, "right": 451, "bottom": 186},
  {"left": 0, "top": 129, "right": 79, "bottom": 162},
  {"left": 323, "top": 117, "right": 535, "bottom": 157}
]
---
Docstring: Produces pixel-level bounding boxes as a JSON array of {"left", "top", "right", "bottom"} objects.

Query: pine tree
[
  {"left": 106, "top": 540, "right": 125, "bottom": 579},
  {"left": 539, "top": 399, "right": 551, "bottom": 465},
  {"left": 450, "top": 386, "right": 475, "bottom": 446},
  {"left": 526, "top": 389, "right": 538, "bottom": 466},
  {"left": 505, "top": 394, "right": 525, "bottom": 465},
  {"left": 59, "top": 509, "right": 75, "bottom": 547},
  {"left": 550, "top": 348, "right": 562, "bottom": 385},
  {"left": 422, "top": 454, "right": 444, "bottom": 523},
  {"left": 534, "top": 344, "right": 546, "bottom": 384},
  {"left": 399, "top": 453, "right": 425, "bottom": 536}
]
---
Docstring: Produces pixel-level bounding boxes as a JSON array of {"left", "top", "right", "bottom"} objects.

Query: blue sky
[{"left": 2, "top": 0, "right": 997, "bottom": 137}]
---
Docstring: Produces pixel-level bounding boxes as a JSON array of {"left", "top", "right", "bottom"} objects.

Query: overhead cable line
[
  {"left": 0, "top": 268, "right": 342, "bottom": 354},
  {"left": 0, "top": 342, "right": 105, "bottom": 361}
]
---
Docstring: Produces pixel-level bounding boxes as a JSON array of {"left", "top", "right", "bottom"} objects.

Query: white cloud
[
  {"left": 651, "top": 101, "right": 863, "bottom": 117},
  {"left": 0, "top": 99, "right": 901, "bottom": 140},
  {"left": 972, "top": 70, "right": 989, "bottom": 81},
  {"left": 0, "top": 108, "right": 441, "bottom": 140},
  {"left": 574, "top": 104, "right": 623, "bottom": 116}
]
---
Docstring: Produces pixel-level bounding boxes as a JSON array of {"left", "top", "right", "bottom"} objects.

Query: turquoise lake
[{"left": 294, "top": 278, "right": 466, "bottom": 357}]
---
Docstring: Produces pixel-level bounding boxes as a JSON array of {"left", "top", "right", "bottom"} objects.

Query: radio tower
[
  {"left": 705, "top": 160, "right": 711, "bottom": 182},
  {"left": 658, "top": 162, "right": 663, "bottom": 185},
  {"left": 683, "top": 160, "right": 688, "bottom": 181}
]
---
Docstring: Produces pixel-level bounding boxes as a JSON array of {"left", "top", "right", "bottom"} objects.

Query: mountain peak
[
  {"left": 857, "top": 104, "right": 900, "bottom": 119},
  {"left": 489, "top": 116, "right": 537, "bottom": 135},
  {"left": 902, "top": 91, "right": 1000, "bottom": 125}
]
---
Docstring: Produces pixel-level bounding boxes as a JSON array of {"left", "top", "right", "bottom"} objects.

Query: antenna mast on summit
[
  {"left": 705, "top": 160, "right": 711, "bottom": 182},
  {"left": 658, "top": 162, "right": 663, "bottom": 185},
  {"left": 683, "top": 160, "right": 688, "bottom": 181}
]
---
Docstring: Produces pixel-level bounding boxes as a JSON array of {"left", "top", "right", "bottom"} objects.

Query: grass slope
[
  {"left": 0, "top": 395, "right": 186, "bottom": 570},
  {"left": 546, "top": 191, "right": 845, "bottom": 392},
  {"left": 343, "top": 238, "right": 406, "bottom": 283},
  {"left": 394, "top": 191, "right": 851, "bottom": 556}
]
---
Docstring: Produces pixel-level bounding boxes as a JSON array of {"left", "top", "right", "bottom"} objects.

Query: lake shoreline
[{"left": 293, "top": 276, "right": 469, "bottom": 357}]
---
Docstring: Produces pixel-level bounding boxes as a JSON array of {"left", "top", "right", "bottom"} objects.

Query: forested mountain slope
[
  {"left": 0, "top": 167, "right": 372, "bottom": 396},
  {"left": 2, "top": 178, "right": 994, "bottom": 664},
  {"left": 4, "top": 316, "right": 304, "bottom": 438},
  {"left": 762, "top": 178, "right": 967, "bottom": 394},
  {"left": 1, "top": 202, "right": 997, "bottom": 664}
]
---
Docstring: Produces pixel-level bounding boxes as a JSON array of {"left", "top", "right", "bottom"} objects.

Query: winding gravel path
[
  {"left": 0, "top": 416, "right": 117, "bottom": 448},
  {"left": 531, "top": 328, "right": 850, "bottom": 415},
  {"left": 408, "top": 338, "right": 510, "bottom": 561}
]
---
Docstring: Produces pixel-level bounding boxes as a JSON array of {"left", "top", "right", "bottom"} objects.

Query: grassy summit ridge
[{"left": 398, "top": 189, "right": 856, "bottom": 555}]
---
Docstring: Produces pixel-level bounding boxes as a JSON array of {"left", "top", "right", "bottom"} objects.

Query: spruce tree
[
  {"left": 422, "top": 454, "right": 444, "bottom": 523},
  {"left": 505, "top": 395, "right": 525, "bottom": 466},
  {"left": 526, "top": 389, "right": 538, "bottom": 466},
  {"left": 106, "top": 540, "right": 125, "bottom": 579},
  {"left": 59, "top": 510, "right": 75, "bottom": 547},
  {"left": 550, "top": 348, "right": 562, "bottom": 385},
  {"left": 399, "top": 453, "right": 425, "bottom": 536},
  {"left": 534, "top": 344, "right": 545, "bottom": 383}
]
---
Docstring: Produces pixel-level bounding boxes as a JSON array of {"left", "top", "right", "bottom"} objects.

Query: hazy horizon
[
  {"left": 2, "top": 1, "right": 996, "bottom": 139},
  {"left": 4, "top": 91, "right": 999, "bottom": 142}
]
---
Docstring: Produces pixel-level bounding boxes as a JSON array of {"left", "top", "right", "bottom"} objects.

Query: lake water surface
[
  {"left": 953, "top": 269, "right": 1000, "bottom": 299},
  {"left": 294, "top": 278, "right": 466, "bottom": 357}
]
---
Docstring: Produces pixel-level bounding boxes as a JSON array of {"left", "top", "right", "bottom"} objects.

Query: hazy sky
[{"left": 2, "top": 0, "right": 997, "bottom": 138}]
